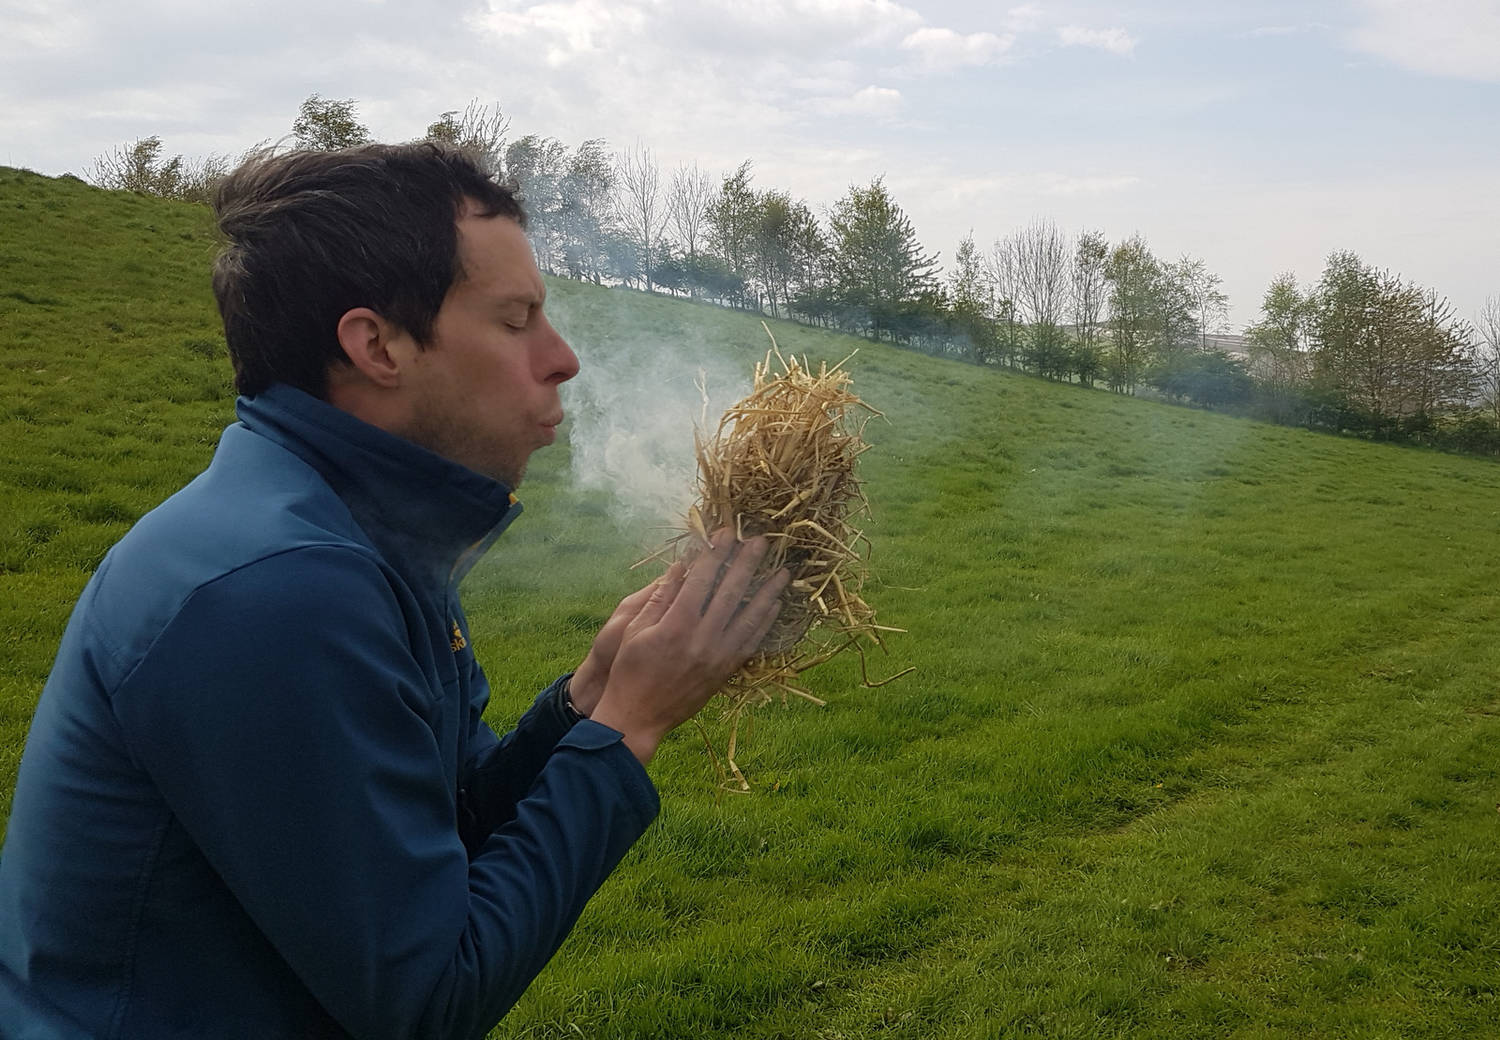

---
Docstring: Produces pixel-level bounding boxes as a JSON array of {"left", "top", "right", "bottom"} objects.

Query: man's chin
[{"left": 495, "top": 457, "right": 526, "bottom": 489}]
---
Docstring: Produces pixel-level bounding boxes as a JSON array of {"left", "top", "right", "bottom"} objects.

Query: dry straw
[{"left": 649, "top": 323, "right": 910, "bottom": 789}]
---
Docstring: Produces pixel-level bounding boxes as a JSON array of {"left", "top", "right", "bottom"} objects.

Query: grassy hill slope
[{"left": 2, "top": 167, "right": 1497, "bottom": 1038}]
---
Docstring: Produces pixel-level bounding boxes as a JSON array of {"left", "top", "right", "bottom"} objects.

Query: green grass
[{"left": 3, "top": 167, "right": 1498, "bottom": 1038}]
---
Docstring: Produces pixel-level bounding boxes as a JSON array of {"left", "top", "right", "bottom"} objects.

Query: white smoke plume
[{"left": 564, "top": 334, "right": 751, "bottom": 533}]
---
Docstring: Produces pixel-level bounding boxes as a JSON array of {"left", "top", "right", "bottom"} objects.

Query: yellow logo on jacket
[{"left": 450, "top": 621, "right": 467, "bottom": 653}]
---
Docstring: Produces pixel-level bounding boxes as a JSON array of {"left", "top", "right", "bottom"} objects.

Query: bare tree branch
[{"left": 615, "top": 142, "right": 668, "bottom": 292}]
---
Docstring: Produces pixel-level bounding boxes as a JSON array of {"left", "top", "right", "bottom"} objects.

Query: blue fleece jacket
[{"left": 0, "top": 384, "right": 660, "bottom": 1040}]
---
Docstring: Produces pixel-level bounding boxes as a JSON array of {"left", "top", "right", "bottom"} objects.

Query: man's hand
[
  {"left": 588, "top": 531, "right": 788, "bottom": 764},
  {"left": 567, "top": 581, "right": 659, "bottom": 717}
]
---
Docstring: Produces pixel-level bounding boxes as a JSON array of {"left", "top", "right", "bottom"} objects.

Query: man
[{"left": 0, "top": 142, "right": 787, "bottom": 1039}]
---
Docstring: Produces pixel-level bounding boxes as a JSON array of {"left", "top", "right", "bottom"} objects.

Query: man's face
[{"left": 398, "top": 210, "right": 579, "bottom": 487}]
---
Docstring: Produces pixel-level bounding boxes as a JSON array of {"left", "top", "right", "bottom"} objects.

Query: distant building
[{"left": 1200, "top": 332, "right": 1251, "bottom": 360}]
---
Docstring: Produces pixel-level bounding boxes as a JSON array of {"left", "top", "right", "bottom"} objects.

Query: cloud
[
  {"left": 748, "top": 0, "right": 924, "bottom": 43},
  {"left": 0, "top": 0, "right": 487, "bottom": 174},
  {"left": 809, "top": 85, "right": 904, "bottom": 119},
  {"left": 921, "top": 170, "right": 1142, "bottom": 209},
  {"left": 1057, "top": 25, "right": 1137, "bottom": 56},
  {"left": 475, "top": 0, "right": 650, "bottom": 65},
  {"left": 0, "top": 0, "right": 90, "bottom": 54},
  {"left": 634, "top": 0, "right": 924, "bottom": 57},
  {"left": 900, "top": 27, "right": 1014, "bottom": 69},
  {"left": 1244, "top": 22, "right": 1332, "bottom": 42},
  {"left": 462, "top": 0, "right": 937, "bottom": 151},
  {"left": 1032, "top": 173, "right": 1142, "bottom": 197},
  {"left": 1345, "top": 0, "right": 1500, "bottom": 83},
  {"left": 1005, "top": 5, "right": 1044, "bottom": 33}
]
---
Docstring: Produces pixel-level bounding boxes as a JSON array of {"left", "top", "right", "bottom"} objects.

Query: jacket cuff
[{"left": 557, "top": 720, "right": 660, "bottom": 825}]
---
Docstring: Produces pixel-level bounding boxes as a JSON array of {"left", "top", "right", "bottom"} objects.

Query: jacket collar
[{"left": 236, "top": 383, "right": 521, "bottom": 591}]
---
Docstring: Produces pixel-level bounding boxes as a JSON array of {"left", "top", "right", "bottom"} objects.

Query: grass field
[{"left": 3, "top": 167, "right": 1498, "bottom": 1038}]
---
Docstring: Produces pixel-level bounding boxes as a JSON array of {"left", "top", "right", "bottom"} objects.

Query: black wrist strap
[{"left": 560, "top": 676, "right": 587, "bottom": 724}]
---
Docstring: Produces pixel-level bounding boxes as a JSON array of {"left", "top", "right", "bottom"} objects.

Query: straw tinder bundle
[{"left": 661, "top": 330, "right": 908, "bottom": 786}]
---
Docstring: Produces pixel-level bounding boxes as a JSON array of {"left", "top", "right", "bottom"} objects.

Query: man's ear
[{"left": 335, "top": 307, "right": 409, "bottom": 389}]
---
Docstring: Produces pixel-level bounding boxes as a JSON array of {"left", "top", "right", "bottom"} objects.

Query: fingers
[
  {"left": 609, "top": 579, "right": 659, "bottom": 626},
  {"left": 590, "top": 536, "right": 793, "bottom": 763},
  {"left": 618, "top": 530, "right": 786, "bottom": 671},
  {"left": 678, "top": 531, "right": 771, "bottom": 630},
  {"left": 732, "top": 568, "right": 790, "bottom": 657},
  {"left": 573, "top": 581, "right": 661, "bottom": 714},
  {"left": 626, "top": 560, "right": 686, "bottom": 637},
  {"left": 676, "top": 529, "right": 741, "bottom": 615}
]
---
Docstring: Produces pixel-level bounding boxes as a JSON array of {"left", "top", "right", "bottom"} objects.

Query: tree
[
  {"left": 1246, "top": 272, "right": 1311, "bottom": 392},
  {"left": 1007, "top": 218, "right": 1072, "bottom": 378},
  {"left": 827, "top": 177, "right": 939, "bottom": 342},
  {"left": 559, "top": 140, "right": 615, "bottom": 284},
  {"left": 1171, "top": 255, "right": 1229, "bottom": 350},
  {"left": 707, "top": 161, "right": 758, "bottom": 309},
  {"left": 650, "top": 243, "right": 689, "bottom": 296},
  {"left": 946, "top": 232, "right": 995, "bottom": 363},
  {"left": 1475, "top": 295, "right": 1500, "bottom": 430},
  {"left": 667, "top": 163, "right": 715, "bottom": 268},
  {"left": 425, "top": 100, "right": 508, "bottom": 175},
  {"left": 504, "top": 134, "right": 570, "bottom": 273},
  {"left": 86, "top": 136, "right": 228, "bottom": 204},
  {"left": 1312, "top": 252, "right": 1401, "bottom": 423},
  {"left": 292, "top": 94, "right": 372, "bottom": 151},
  {"left": 87, "top": 136, "right": 183, "bottom": 197},
  {"left": 983, "top": 238, "right": 1024, "bottom": 368},
  {"left": 499, "top": 135, "right": 617, "bottom": 282},
  {"left": 1309, "top": 251, "right": 1475, "bottom": 427},
  {"left": 1071, "top": 230, "right": 1109, "bottom": 385},
  {"left": 1104, "top": 234, "right": 1162, "bottom": 393},
  {"left": 1406, "top": 289, "right": 1476, "bottom": 421},
  {"left": 747, "top": 190, "right": 825, "bottom": 319},
  {"left": 781, "top": 199, "right": 829, "bottom": 321},
  {"left": 1148, "top": 351, "right": 1253, "bottom": 409},
  {"left": 747, "top": 189, "right": 790, "bottom": 315},
  {"left": 597, "top": 230, "right": 641, "bottom": 287},
  {"left": 682, "top": 253, "right": 747, "bottom": 306},
  {"left": 1155, "top": 258, "right": 1202, "bottom": 363},
  {"left": 614, "top": 143, "right": 668, "bottom": 292}
]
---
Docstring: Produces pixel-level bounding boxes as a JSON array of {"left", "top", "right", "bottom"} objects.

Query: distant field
[{"left": 2, "top": 168, "right": 1497, "bottom": 1038}]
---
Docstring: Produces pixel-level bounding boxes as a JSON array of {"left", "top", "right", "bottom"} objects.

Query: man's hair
[{"left": 212, "top": 141, "right": 526, "bottom": 398}]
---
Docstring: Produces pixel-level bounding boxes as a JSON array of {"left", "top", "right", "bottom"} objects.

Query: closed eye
[{"left": 502, "top": 302, "right": 539, "bottom": 330}]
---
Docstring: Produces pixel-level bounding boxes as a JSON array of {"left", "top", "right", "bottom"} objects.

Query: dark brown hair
[{"left": 212, "top": 142, "right": 525, "bottom": 398}]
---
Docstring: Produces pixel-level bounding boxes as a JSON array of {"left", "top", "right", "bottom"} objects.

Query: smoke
[{"left": 563, "top": 331, "right": 751, "bottom": 533}]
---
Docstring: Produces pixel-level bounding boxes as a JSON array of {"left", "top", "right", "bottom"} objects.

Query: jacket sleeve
[
  {"left": 111, "top": 545, "right": 659, "bottom": 1040},
  {"left": 458, "top": 674, "right": 579, "bottom": 857}
]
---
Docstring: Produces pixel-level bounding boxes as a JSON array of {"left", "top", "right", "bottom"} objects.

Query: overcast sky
[{"left": 3, "top": 0, "right": 1497, "bottom": 330}]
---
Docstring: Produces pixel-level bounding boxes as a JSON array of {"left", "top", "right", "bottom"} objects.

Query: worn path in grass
[{"left": 2, "top": 169, "right": 1497, "bottom": 1038}]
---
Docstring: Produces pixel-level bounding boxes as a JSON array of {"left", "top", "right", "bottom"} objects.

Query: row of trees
[
  {"left": 941, "top": 225, "right": 1229, "bottom": 390},
  {"left": 87, "top": 95, "right": 1500, "bottom": 455},
  {"left": 1242, "top": 255, "right": 1494, "bottom": 440},
  {"left": 502, "top": 131, "right": 1233, "bottom": 399},
  {"left": 485, "top": 118, "right": 1500, "bottom": 453}
]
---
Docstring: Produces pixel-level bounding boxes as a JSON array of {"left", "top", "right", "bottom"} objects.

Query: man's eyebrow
[{"left": 493, "top": 288, "right": 544, "bottom": 309}]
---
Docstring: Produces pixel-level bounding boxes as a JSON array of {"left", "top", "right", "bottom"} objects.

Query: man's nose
[{"left": 542, "top": 319, "right": 580, "bottom": 383}]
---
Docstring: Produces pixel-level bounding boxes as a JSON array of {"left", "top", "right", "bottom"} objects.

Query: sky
[{"left": 2, "top": 0, "right": 1498, "bottom": 331}]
